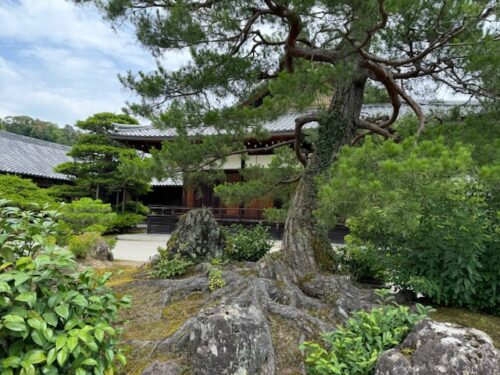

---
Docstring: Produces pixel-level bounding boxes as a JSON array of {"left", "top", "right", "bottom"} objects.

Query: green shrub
[
  {"left": 301, "top": 290, "right": 432, "bottom": 375},
  {"left": 108, "top": 212, "right": 145, "bottom": 233},
  {"left": 59, "top": 198, "right": 116, "bottom": 234},
  {"left": 224, "top": 224, "right": 273, "bottom": 262},
  {"left": 318, "top": 137, "right": 500, "bottom": 312},
  {"left": 0, "top": 203, "right": 130, "bottom": 374},
  {"left": 67, "top": 232, "right": 102, "bottom": 259},
  {"left": 335, "top": 244, "right": 385, "bottom": 285},
  {"left": 150, "top": 248, "right": 192, "bottom": 279},
  {"left": 0, "top": 175, "right": 56, "bottom": 209}
]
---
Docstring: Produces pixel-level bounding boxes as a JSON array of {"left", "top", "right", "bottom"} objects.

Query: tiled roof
[
  {"left": 109, "top": 102, "right": 474, "bottom": 140},
  {"left": 0, "top": 131, "right": 72, "bottom": 181},
  {"left": 151, "top": 177, "right": 183, "bottom": 187}
]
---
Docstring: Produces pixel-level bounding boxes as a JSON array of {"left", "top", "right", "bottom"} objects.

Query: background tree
[
  {"left": 56, "top": 112, "right": 151, "bottom": 206},
  {"left": 0, "top": 115, "right": 80, "bottom": 145},
  {"left": 77, "top": 0, "right": 498, "bottom": 278}
]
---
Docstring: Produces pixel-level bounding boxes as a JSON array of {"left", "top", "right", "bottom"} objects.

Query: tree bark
[{"left": 281, "top": 76, "right": 367, "bottom": 279}]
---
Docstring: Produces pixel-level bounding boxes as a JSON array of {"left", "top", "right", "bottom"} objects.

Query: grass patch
[
  {"left": 162, "top": 292, "right": 204, "bottom": 337},
  {"left": 431, "top": 307, "right": 500, "bottom": 348}
]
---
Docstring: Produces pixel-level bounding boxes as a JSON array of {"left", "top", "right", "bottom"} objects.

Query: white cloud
[{"left": 0, "top": 0, "right": 188, "bottom": 125}]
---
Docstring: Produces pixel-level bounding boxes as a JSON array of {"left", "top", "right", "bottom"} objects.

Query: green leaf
[
  {"left": 15, "top": 292, "right": 36, "bottom": 306},
  {"left": 14, "top": 273, "right": 30, "bottom": 287},
  {"left": 42, "top": 312, "right": 58, "bottom": 327},
  {"left": 67, "top": 336, "right": 78, "bottom": 352},
  {"left": 72, "top": 294, "right": 88, "bottom": 307},
  {"left": 1, "top": 356, "right": 21, "bottom": 368},
  {"left": 54, "top": 303, "right": 69, "bottom": 320},
  {"left": 23, "top": 350, "right": 46, "bottom": 364},
  {"left": 55, "top": 335, "right": 67, "bottom": 351},
  {"left": 81, "top": 358, "right": 98, "bottom": 366},
  {"left": 46, "top": 348, "right": 57, "bottom": 366},
  {"left": 56, "top": 349, "right": 68, "bottom": 367},
  {"left": 31, "top": 330, "right": 45, "bottom": 346},
  {"left": 0, "top": 281, "right": 11, "bottom": 293}
]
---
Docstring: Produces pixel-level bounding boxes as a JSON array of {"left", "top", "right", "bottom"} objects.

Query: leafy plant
[
  {"left": 224, "top": 224, "right": 273, "bottom": 262},
  {"left": 150, "top": 248, "right": 193, "bottom": 279},
  {"left": 208, "top": 268, "right": 225, "bottom": 292},
  {"left": 301, "top": 290, "right": 432, "bottom": 375},
  {"left": 0, "top": 203, "right": 130, "bottom": 374},
  {"left": 58, "top": 198, "right": 117, "bottom": 234},
  {"left": 0, "top": 201, "right": 61, "bottom": 263}
]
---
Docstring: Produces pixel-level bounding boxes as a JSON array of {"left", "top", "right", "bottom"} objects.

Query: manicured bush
[
  {"left": 68, "top": 232, "right": 102, "bottom": 259},
  {"left": 0, "top": 203, "right": 130, "bottom": 374},
  {"left": 108, "top": 212, "right": 145, "bottom": 233},
  {"left": 150, "top": 248, "right": 193, "bottom": 279},
  {"left": 59, "top": 198, "right": 117, "bottom": 234},
  {"left": 0, "top": 175, "right": 56, "bottom": 209},
  {"left": 318, "top": 137, "right": 500, "bottom": 312},
  {"left": 301, "top": 290, "right": 432, "bottom": 375},
  {"left": 224, "top": 224, "right": 273, "bottom": 262}
]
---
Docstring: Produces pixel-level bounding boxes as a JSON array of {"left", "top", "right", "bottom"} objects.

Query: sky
[
  {"left": 0, "top": 1, "right": 469, "bottom": 128},
  {"left": 0, "top": 0, "right": 186, "bottom": 126}
]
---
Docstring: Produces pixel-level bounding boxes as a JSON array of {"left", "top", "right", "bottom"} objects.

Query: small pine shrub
[
  {"left": 109, "top": 212, "right": 144, "bottom": 233},
  {"left": 224, "top": 224, "right": 273, "bottom": 262},
  {"left": 150, "top": 248, "right": 192, "bottom": 279},
  {"left": 59, "top": 198, "right": 116, "bottom": 234},
  {"left": 301, "top": 290, "right": 432, "bottom": 375}
]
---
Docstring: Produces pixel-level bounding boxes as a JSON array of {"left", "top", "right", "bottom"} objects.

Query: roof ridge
[{"left": 0, "top": 130, "right": 71, "bottom": 151}]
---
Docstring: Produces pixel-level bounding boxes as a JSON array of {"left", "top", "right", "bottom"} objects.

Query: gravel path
[{"left": 112, "top": 233, "right": 283, "bottom": 262}]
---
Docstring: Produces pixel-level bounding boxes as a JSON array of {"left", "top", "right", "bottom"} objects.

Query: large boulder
[
  {"left": 374, "top": 319, "right": 499, "bottom": 375},
  {"left": 167, "top": 208, "right": 225, "bottom": 260},
  {"left": 189, "top": 304, "right": 275, "bottom": 375}
]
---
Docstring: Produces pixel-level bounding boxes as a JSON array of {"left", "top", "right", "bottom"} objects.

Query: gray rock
[
  {"left": 189, "top": 303, "right": 275, "bottom": 375},
  {"left": 167, "top": 208, "right": 225, "bottom": 260},
  {"left": 141, "top": 361, "right": 182, "bottom": 375},
  {"left": 89, "top": 238, "right": 113, "bottom": 261},
  {"left": 374, "top": 319, "right": 499, "bottom": 375}
]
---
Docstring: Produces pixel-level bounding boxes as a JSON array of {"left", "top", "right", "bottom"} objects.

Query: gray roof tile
[
  {"left": 0, "top": 131, "right": 72, "bottom": 181},
  {"left": 109, "top": 102, "right": 472, "bottom": 140}
]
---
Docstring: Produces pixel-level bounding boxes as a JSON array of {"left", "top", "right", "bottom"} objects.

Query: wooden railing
[{"left": 147, "top": 205, "right": 269, "bottom": 233}]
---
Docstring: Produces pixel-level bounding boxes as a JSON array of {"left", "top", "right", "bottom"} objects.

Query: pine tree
[{"left": 75, "top": 0, "right": 497, "bottom": 277}]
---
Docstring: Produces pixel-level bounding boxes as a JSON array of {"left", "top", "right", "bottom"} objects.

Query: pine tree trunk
[{"left": 281, "top": 76, "right": 366, "bottom": 278}]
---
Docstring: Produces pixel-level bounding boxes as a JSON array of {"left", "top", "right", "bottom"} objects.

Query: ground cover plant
[
  {"left": 150, "top": 248, "right": 193, "bottom": 279},
  {"left": 301, "top": 290, "right": 432, "bottom": 375},
  {"left": 0, "top": 201, "right": 130, "bottom": 374}
]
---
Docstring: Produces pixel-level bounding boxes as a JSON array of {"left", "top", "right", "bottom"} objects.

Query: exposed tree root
[{"left": 117, "top": 259, "right": 377, "bottom": 374}]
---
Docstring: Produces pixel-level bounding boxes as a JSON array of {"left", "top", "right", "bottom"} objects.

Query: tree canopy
[
  {"left": 0, "top": 116, "right": 80, "bottom": 145},
  {"left": 55, "top": 113, "right": 152, "bottom": 202}
]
